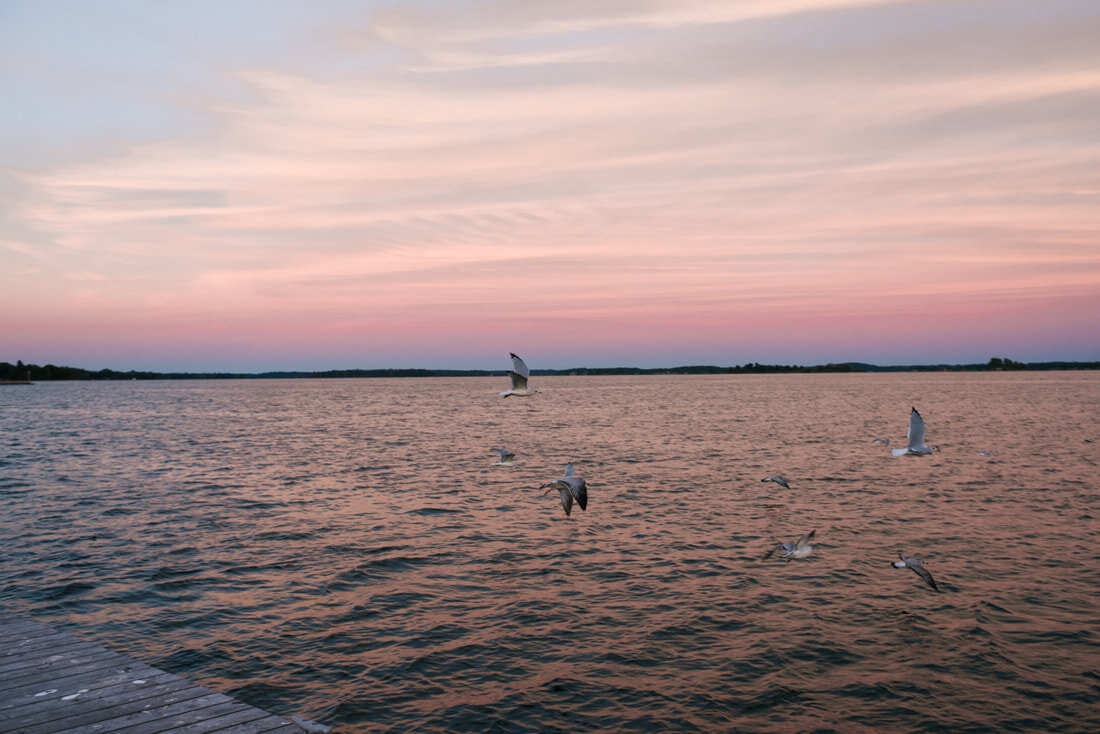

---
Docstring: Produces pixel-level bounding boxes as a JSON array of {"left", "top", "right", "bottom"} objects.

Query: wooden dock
[{"left": 0, "top": 614, "right": 309, "bottom": 733}]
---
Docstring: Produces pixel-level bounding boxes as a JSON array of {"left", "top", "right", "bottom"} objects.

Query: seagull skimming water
[
  {"left": 891, "top": 407, "right": 934, "bottom": 456},
  {"left": 491, "top": 448, "right": 516, "bottom": 466},
  {"left": 539, "top": 462, "right": 588, "bottom": 517},
  {"left": 762, "top": 530, "right": 816, "bottom": 561},
  {"left": 891, "top": 553, "right": 939, "bottom": 590},
  {"left": 761, "top": 475, "right": 791, "bottom": 489},
  {"left": 499, "top": 353, "right": 538, "bottom": 397}
]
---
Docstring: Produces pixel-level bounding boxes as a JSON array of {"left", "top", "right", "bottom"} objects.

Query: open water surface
[{"left": 1, "top": 373, "right": 1098, "bottom": 732}]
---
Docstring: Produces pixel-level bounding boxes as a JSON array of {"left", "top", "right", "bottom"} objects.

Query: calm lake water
[{"left": 1, "top": 373, "right": 1098, "bottom": 732}]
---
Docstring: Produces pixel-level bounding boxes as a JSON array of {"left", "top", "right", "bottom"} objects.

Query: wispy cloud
[{"left": 2, "top": 0, "right": 1098, "bottom": 368}]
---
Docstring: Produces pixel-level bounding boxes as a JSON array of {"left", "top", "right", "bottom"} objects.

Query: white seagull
[
  {"left": 891, "top": 407, "right": 934, "bottom": 456},
  {"left": 891, "top": 553, "right": 939, "bottom": 590},
  {"left": 539, "top": 462, "right": 588, "bottom": 517},
  {"left": 491, "top": 448, "right": 516, "bottom": 466},
  {"left": 871, "top": 438, "right": 891, "bottom": 446},
  {"left": 498, "top": 353, "right": 539, "bottom": 397},
  {"left": 761, "top": 475, "right": 791, "bottom": 489},
  {"left": 762, "top": 530, "right": 816, "bottom": 561}
]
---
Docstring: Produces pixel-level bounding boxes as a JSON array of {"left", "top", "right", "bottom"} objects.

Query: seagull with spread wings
[
  {"left": 762, "top": 530, "right": 816, "bottom": 561},
  {"left": 539, "top": 462, "right": 588, "bottom": 517},
  {"left": 499, "top": 353, "right": 539, "bottom": 397},
  {"left": 891, "top": 553, "right": 939, "bottom": 590},
  {"left": 491, "top": 448, "right": 516, "bottom": 466},
  {"left": 891, "top": 407, "right": 934, "bottom": 456}
]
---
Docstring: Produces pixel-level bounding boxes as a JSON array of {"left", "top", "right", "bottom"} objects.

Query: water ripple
[{"left": 1, "top": 374, "right": 1098, "bottom": 732}]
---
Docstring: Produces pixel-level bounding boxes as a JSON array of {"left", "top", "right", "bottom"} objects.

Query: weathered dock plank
[
  {"left": 0, "top": 614, "right": 306, "bottom": 733},
  {"left": 1, "top": 673, "right": 192, "bottom": 729}
]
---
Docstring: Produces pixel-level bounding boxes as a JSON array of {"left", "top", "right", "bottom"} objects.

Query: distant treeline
[{"left": 3, "top": 357, "right": 1098, "bottom": 382}]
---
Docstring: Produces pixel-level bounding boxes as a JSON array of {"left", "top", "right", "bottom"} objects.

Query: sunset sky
[{"left": 2, "top": 0, "right": 1098, "bottom": 371}]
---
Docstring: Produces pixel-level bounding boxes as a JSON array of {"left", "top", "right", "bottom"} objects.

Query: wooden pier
[{"left": 0, "top": 614, "right": 309, "bottom": 733}]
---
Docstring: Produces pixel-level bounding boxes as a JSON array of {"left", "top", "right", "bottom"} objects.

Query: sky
[{"left": 1, "top": 0, "right": 1098, "bottom": 372}]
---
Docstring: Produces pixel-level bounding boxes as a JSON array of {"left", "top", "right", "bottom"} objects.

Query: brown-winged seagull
[
  {"left": 539, "top": 462, "right": 588, "bottom": 517},
  {"left": 491, "top": 448, "right": 516, "bottom": 466},
  {"left": 891, "top": 553, "right": 939, "bottom": 590},
  {"left": 891, "top": 407, "right": 934, "bottom": 456},
  {"left": 762, "top": 530, "right": 815, "bottom": 561},
  {"left": 498, "top": 353, "right": 539, "bottom": 397}
]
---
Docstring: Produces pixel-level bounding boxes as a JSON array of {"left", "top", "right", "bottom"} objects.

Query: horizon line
[{"left": 5, "top": 357, "right": 1099, "bottom": 380}]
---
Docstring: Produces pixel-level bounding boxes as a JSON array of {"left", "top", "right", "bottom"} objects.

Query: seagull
[
  {"left": 891, "top": 407, "right": 934, "bottom": 456},
  {"left": 539, "top": 462, "right": 588, "bottom": 517},
  {"left": 498, "top": 353, "right": 539, "bottom": 397},
  {"left": 978, "top": 449, "right": 995, "bottom": 456},
  {"left": 762, "top": 530, "right": 815, "bottom": 561},
  {"left": 871, "top": 438, "right": 891, "bottom": 446},
  {"left": 891, "top": 553, "right": 939, "bottom": 590},
  {"left": 761, "top": 475, "right": 791, "bottom": 489},
  {"left": 491, "top": 448, "right": 516, "bottom": 466}
]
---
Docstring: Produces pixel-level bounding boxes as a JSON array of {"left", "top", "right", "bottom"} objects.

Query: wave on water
[{"left": 1, "top": 373, "right": 1098, "bottom": 732}]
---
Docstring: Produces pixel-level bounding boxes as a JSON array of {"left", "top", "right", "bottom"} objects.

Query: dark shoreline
[{"left": 3, "top": 358, "right": 1097, "bottom": 381}]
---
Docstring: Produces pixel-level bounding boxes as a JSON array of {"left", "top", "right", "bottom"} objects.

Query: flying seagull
[
  {"left": 891, "top": 553, "right": 939, "bottom": 590},
  {"left": 762, "top": 530, "right": 815, "bottom": 561},
  {"left": 872, "top": 438, "right": 891, "bottom": 446},
  {"left": 891, "top": 407, "right": 934, "bottom": 456},
  {"left": 539, "top": 462, "right": 588, "bottom": 517},
  {"left": 761, "top": 475, "right": 791, "bottom": 489},
  {"left": 978, "top": 449, "right": 995, "bottom": 457},
  {"left": 499, "top": 353, "right": 539, "bottom": 397},
  {"left": 491, "top": 448, "right": 516, "bottom": 466}
]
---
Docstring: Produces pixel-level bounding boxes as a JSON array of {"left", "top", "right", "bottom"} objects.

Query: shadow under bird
[
  {"left": 892, "top": 406, "right": 935, "bottom": 456},
  {"left": 762, "top": 530, "right": 815, "bottom": 561},
  {"left": 491, "top": 448, "right": 516, "bottom": 466},
  {"left": 498, "top": 352, "right": 538, "bottom": 397},
  {"left": 761, "top": 475, "right": 790, "bottom": 489},
  {"left": 891, "top": 553, "right": 939, "bottom": 590},
  {"left": 539, "top": 462, "right": 588, "bottom": 517}
]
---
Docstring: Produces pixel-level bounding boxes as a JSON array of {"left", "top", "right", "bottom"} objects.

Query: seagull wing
[
  {"left": 794, "top": 529, "right": 816, "bottom": 551},
  {"left": 897, "top": 555, "right": 938, "bottom": 590},
  {"left": 540, "top": 479, "right": 571, "bottom": 516},
  {"left": 762, "top": 543, "right": 788, "bottom": 560},
  {"left": 509, "top": 353, "right": 530, "bottom": 377},
  {"left": 563, "top": 462, "right": 574, "bottom": 477},
  {"left": 559, "top": 486, "right": 573, "bottom": 516},
  {"left": 905, "top": 557, "right": 939, "bottom": 590},
  {"left": 568, "top": 477, "right": 588, "bottom": 511},
  {"left": 907, "top": 407, "right": 926, "bottom": 451},
  {"left": 508, "top": 371, "right": 529, "bottom": 390}
]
